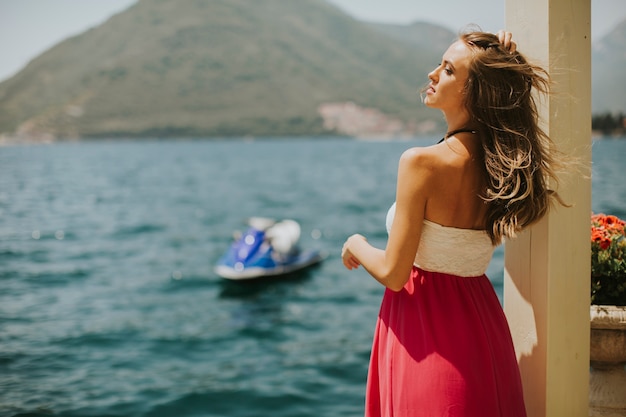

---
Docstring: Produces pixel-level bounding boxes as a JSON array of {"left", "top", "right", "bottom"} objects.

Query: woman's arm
[{"left": 342, "top": 147, "right": 435, "bottom": 291}]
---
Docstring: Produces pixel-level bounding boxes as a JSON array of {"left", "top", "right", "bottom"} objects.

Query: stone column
[{"left": 503, "top": 0, "right": 592, "bottom": 416}]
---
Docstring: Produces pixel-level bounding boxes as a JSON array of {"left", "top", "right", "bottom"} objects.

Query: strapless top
[{"left": 386, "top": 203, "right": 495, "bottom": 277}]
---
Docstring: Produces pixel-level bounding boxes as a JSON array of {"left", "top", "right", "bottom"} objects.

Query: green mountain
[
  {"left": 366, "top": 20, "right": 457, "bottom": 53},
  {"left": 4, "top": 0, "right": 620, "bottom": 141},
  {"left": 0, "top": 0, "right": 447, "bottom": 140}
]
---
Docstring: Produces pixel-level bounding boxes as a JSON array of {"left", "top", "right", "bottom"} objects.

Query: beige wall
[{"left": 504, "top": 0, "right": 592, "bottom": 416}]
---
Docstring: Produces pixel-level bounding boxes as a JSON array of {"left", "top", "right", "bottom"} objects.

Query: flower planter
[{"left": 589, "top": 305, "right": 626, "bottom": 417}]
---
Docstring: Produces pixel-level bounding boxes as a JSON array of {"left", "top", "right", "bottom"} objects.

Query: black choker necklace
[{"left": 438, "top": 128, "right": 477, "bottom": 143}]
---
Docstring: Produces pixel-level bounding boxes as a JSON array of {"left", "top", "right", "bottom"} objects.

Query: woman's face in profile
[{"left": 424, "top": 40, "right": 472, "bottom": 114}]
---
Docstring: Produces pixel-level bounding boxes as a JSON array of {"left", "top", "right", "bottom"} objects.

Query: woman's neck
[{"left": 443, "top": 110, "right": 473, "bottom": 133}]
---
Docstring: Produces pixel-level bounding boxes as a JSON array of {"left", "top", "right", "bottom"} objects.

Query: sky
[{"left": 0, "top": 0, "right": 624, "bottom": 82}]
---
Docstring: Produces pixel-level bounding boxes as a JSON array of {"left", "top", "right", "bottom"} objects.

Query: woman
[{"left": 341, "top": 30, "right": 563, "bottom": 417}]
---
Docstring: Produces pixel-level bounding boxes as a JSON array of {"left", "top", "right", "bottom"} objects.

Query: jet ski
[{"left": 215, "top": 217, "right": 324, "bottom": 280}]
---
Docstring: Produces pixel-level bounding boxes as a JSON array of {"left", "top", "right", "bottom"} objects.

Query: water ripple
[{"left": 0, "top": 137, "right": 621, "bottom": 417}]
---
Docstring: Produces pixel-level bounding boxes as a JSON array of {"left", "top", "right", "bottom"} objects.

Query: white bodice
[{"left": 386, "top": 203, "right": 495, "bottom": 277}]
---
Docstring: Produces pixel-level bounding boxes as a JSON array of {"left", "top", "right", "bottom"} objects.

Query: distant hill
[
  {"left": 366, "top": 20, "right": 457, "bottom": 53},
  {"left": 0, "top": 0, "right": 446, "bottom": 140},
  {"left": 592, "top": 19, "right": 626, "bottom": 114},
  {"left": 1, "top": 0, "right": 622, "bottom": 141}
]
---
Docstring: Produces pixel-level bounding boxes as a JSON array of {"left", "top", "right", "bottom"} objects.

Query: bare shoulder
[
  {"left": 399, "top": 145, "right": 447, "bottom": 174},
  {"left": 396, "top": 145, "right": 447, "bottom": 198},
  {"left": 398, "top": 143, "right": 469, "bottom": 192}
]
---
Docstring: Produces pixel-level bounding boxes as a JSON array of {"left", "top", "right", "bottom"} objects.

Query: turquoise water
[{"left": 1, "top": 137, "right": 624, "bottom": 417}]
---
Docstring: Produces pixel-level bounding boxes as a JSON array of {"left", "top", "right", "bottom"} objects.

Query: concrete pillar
[{"left": 503, "top": 0, "right": 592, "bottom": 416}]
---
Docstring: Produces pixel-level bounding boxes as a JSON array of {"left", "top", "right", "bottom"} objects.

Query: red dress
[{"left": 365, "top": 207, "right": 527, "bottom": 417}]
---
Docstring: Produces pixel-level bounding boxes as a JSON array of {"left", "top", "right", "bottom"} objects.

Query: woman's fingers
[
  {"left": 341, "top": 244, "right": 360, "bottom": 269},
  {"left": 496, "top": 30, "right": 517, "bottom": 52}
]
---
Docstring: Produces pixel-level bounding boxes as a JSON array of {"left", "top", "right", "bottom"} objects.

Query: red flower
[
  {"left": 591, "top": 212, "right": 626, "bottom": 304},
  {"left": 592, "top": 213, "right": 626, "bottom": 231},
  {"left": 592, "top": 229, "right": 611, "bottom": 250}
]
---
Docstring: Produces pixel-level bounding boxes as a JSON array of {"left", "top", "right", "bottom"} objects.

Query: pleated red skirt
[{"left": 365, "top": 266, "right": 527, "bottom": 417}]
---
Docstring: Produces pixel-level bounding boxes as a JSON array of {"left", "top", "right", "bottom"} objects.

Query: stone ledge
[{"left": 591, "top": 305, "right": 626, "bottom": 330}]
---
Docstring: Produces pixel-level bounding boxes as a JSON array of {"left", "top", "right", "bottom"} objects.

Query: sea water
[{"left": 1, "top": 137, "right": 624, "bottom": 417}]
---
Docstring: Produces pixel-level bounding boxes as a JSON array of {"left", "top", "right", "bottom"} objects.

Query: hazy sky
[{"left": 0, "top": 0, "right": 624, "bottom": 82}]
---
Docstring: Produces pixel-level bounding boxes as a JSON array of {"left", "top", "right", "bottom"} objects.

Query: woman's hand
[
  {"left": 342, "top": 234, "right": 366, "bottom": 270},
  {"left": 496, "top": 30, "right": 517, "bottom": 52}
]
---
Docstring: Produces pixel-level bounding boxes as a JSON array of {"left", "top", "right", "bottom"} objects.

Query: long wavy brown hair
[{"left": 460, "top": 31, "right": 564, "bottom": 244}]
